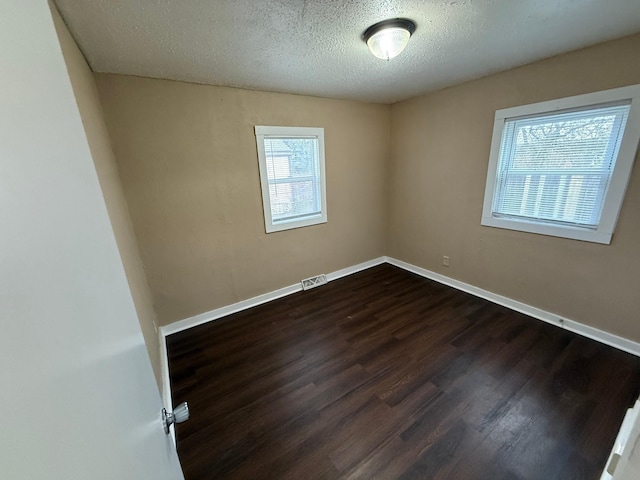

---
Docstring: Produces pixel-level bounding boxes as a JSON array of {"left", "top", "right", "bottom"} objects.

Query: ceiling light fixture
[{"left": 363, "top": 18, "right": 416, "bottom": 61}]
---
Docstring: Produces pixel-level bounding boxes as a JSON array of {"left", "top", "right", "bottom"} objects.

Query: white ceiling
[{"left": 54, "top": 0, "right": 640, "bottom": 104}]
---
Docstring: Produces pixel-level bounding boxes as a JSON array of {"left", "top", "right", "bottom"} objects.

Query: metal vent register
[{"left": 301, "top": 274, "right": 327, "bottom": 291}]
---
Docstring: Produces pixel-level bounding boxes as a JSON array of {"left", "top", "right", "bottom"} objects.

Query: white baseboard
[
  {"left": 159, "top": 256, "right": 386, "bottom": 410},
  {"left": 326, "top": 257, "right": 387, "bottom": 281},
  {"left": 161, "top": 257, "right": 386, "bottom": 337},
  {"left": 385, "top": 256, "right": 640, "bottom": 357},
  {"left": 159, "top": 254, "right": 640, "bottom": 417},
  {"left": 161, "top": 284, "right": 300, "bottom": 337}
]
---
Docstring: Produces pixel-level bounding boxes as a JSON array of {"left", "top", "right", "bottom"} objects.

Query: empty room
[{"left": 4, "top": 1, "right": 640, "bottom": 479}]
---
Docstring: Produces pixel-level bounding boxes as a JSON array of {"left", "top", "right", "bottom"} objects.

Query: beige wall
[
  {"left": 94, "top": 75, "right": 390, "bottom": 325},
  {"left": 52, "top": 6, "right": 163, "bottom": 387},
  {"left": 389, "top": 33, "right": 640, "bottom": 342},
  {"left": 77, "top": 28, "right": 640, "bottom": 345}
]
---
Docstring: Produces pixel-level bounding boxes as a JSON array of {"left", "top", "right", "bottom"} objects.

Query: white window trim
[
  {"left": 481, "top": 84, "right": 640, "bottom": 244},
  {"left": 255, "top": 125, "right": 327, "bottom": 233}
]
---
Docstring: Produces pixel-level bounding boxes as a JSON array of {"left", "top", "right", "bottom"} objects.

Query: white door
[{"left": 0, "top": 2, "right": 184, "bottom": 479}]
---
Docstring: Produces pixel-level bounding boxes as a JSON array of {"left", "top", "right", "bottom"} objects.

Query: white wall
[{"left": 0, "top": 2, "right": 183, "bottom": 478}]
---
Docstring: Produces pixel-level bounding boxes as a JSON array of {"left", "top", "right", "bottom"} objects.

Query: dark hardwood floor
[{"left": 167, "top": 264, "right": 640, "bottom": 479}]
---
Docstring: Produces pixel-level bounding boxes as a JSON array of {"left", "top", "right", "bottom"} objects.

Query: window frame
[
  {"left": 255, "top": 125, "right": 327, "bottom": 233},
  {"left": 481, "top": 85, "right": 640, "bottom": 244}
]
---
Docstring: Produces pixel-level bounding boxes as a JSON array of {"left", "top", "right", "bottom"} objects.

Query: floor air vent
[{"left": 301, "top": 274, "right": 327, "bottom": 291}]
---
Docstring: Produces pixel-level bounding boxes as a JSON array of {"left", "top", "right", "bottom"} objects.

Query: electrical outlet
[{"left": 442, "top": 255, "right": 450, "bottom": 267}]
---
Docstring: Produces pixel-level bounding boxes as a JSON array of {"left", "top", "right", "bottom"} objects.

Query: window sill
[
  {"left": 266, "top": 214, "right": 327, "bottom": 233},
  {"left": 481, "top": 215, "right": 612, "bottom": 244}
]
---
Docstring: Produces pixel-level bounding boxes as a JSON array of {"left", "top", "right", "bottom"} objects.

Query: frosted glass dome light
[{"left": 363, "top": 18, "right": 416, "bottom": 61}]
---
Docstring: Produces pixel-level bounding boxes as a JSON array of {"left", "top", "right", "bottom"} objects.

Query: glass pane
[
  {"left": 263, "top": 137, "right": 321, "bottom": 222},
  {"left": 495, "top": 103, "right": 630, "bottom": 226}
]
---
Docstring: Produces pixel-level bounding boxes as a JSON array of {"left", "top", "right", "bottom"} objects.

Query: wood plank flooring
[{"left": 167, "top": 264, "right": 640, "bottom": 479}]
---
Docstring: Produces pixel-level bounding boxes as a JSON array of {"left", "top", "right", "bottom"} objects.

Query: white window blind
[
  {"left": 492, "top": 103, "right": 630, "bottom": 228},
  {"left": 255, "top": 126, "right": 327, "bottom": 233}
]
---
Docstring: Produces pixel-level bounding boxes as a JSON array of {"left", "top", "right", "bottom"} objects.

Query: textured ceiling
[{"left": 54, "top": 0, "right": 640, "bottom": 104}]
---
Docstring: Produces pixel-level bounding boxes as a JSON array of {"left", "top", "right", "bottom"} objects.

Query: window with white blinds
[
  {"left": 255, "top": 126, "right": 327, "bottom": 233},
  {"left": 482, "top": 85, "right": 640, "bottom": 244}
]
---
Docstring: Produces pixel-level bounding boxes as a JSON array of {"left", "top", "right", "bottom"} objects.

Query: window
[
  {"left": 481, "top": 85, "right": 640, "bottom": 244},
  {"left": 255, "top": 126, "right": 327, "bottom": 233}
]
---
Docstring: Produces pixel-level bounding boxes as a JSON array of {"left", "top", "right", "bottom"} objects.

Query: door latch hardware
[{"left": 162, "top": 402, "right": 189, "bottom": 434}]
